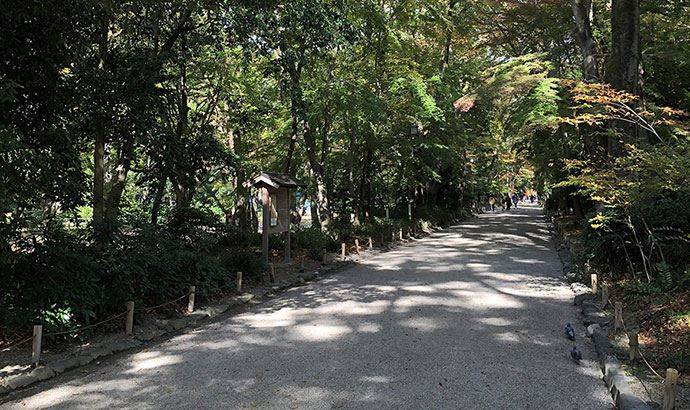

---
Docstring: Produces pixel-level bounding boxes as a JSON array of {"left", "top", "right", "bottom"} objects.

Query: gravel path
[{"left": 1, "top": 205, "right": 611, "bottom": 409}]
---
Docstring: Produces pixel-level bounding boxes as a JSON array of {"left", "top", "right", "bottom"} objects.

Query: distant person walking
[
  {"left": 512, "top": 194, "right": 519, "bottom": 208},
  {"left": 504, "top": 194, "right": 512, "bottom": 210},
  {"left": 488, "top": 196, "right": 496, "bottom": 212}
]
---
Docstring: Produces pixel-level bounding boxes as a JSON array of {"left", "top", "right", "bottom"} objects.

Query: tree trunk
[
  {"left": 571, "top": 0, "right": 598, "bottom": 81},
  {"left": 150, "top": 175, "right": 166, "bottom": 225},
  {"left": 92, "top": 17, "right": 109, "bottom": 237},
  {"left": 93, "top": 128, "right": 105, "bottom": 233},
  {"left": 440, "top": 0, "right": 457, "bottom": 74},
  {"left": 104, "top": 136, "right": 134, "bottom": 225},
  {"left": 609, "top": 0, "right": 641, "bottom": 94},
  {"left": 608, "top": 0, "right": 642, "bottom": 155},
  {"left": 304, "top": 125, "right": 332, "bottom": 230}
]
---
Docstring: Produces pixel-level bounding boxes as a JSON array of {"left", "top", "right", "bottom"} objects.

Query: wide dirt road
[{"left": 1, "top": 205, "right": 610, "bottom": 409}]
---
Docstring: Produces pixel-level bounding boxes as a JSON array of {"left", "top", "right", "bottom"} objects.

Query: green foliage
[{"left": 295, "top": 227, "right": 338, "bottom": 260}]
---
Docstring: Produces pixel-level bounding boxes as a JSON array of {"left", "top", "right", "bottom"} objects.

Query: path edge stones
[
  {"left": 571, "top": 283, "right": 652, "bottom": 410},
  {"left": 0, "top": 261, "right": 353, "bottom": 399}
]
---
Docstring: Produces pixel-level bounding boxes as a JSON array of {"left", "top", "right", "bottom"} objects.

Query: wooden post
[
  {"left": 614, "top": 301, "right": 624, "bottom": 331},
  {"left": 262, "top": 187, "right": 270, "bottom": 265},
  {"left": 628, "top": 328, "right": 641, "bottom": 361},
  {"left": 31, "top": 325, "right": 42, "bottom": 366},
  {"left": 341, "top": 243, "right": 346, "bottom": 261},
  {"left": 399, "top": 228, "right": 403, "bottom": 241},
  {"left": 601, "top": 284, "right": 609, "bottom": 307},
  {"left": 187, "top": 286, "right": 196, "bottom": 313},
  {"left": 408, "top": 203, "right": 412, "bottom": 220},
  {"left": 391, "top": 231, "right": 395, "bottom": 242},
  {"left": 663, "top": 368, "right": 679, "bottom": 410},
  {"left": 269, "top": 265, "right": 276, "bottom": 283},
  {"left": 299, "top": 256, "right": 305, "bottom": 272},
  {"left": 385, "top": 208, "right": 389, "bottom": 220},
  {"left": 368, "top": 237, "right": 373, "bottom": 249},
  {"left": 125, "top": 301, "right": 134, "bottom": 336},
  {"left": 236, "top": 271, "right": 243, "bottom": 293},
  {"left": 591, "top": 273, "right": 598, "bottom": 294},
  {"left": 355, "top": 239, "right": 360, "bottom": 254}
]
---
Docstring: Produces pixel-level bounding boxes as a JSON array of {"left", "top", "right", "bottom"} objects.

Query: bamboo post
[
  {"left": 601, "top": 284, "right": 609, "bottom": 307},
  {"left": 125, "top": 301, "right": 134, "bottom": 336},
  {"left": 269, "top": 265, "right": 276, "bottom": 283},
  {"left": 236, "top": 271, "right": 243, "bottom": 292},
  {"left": 385, "top": 208, "right": 389, "bottom": 220},
  {"left": 399, "top": 228, "right": 403, "bottom": 241},
  {"left": 355, "top": 239, "right": 360, "bottom": 254},
  {"left": 368, "top": 237, "right": 373, "bottom": 249},
  {"left": 663, "top": 368, "right": 679, "bottom": 410},
  {"left": 614, "top": 302, "right": 624, "bottom": 331},
  {"left": 628, "top": 328, "right": 641, "bottom": 361},
  {"left": 187, "top": 286, "right": 196, "bottom": 313},
  {"left": 341, "top": 243, "right": 346, "bottom": 261},
  {"left": 591, "top": 273, "right": 598, "bottom": 294},
  {"left": 31, "top": 325, "right": 42, "bottom": 366}
]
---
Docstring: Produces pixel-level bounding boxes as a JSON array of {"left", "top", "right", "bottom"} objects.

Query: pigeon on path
[
  {"left": 570, "top": 346, "right": 582, "bottom": 363},
  {"left": 565, "top": 323, "right": 575, "bottom": 341}
]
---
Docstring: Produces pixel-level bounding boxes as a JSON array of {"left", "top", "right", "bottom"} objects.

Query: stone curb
[
  {"left": 571, "top": 282, "right": 651, "bottom": 410},
  {"left": 0, "top": 262, "right": 353, "bottom": 397}
]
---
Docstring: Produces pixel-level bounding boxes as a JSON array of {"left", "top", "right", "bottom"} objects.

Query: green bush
[
  {"left": 295, "top": 227, "right": 338, "bottom": 260},
  {"left": 0, "top": 220, "right": 262, "bottom": 332}
]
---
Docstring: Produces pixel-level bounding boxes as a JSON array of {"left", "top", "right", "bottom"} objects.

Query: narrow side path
[{"left": 1, "top": 205, "right": 610, "bottom": 409}]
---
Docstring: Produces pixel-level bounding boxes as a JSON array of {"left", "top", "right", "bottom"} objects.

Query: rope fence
[
  {"left": 1, "top": 284, "right": 201, "bottom": 368},
  {"left": 590, "top": 275, "right": 679, "bottom": 409}
]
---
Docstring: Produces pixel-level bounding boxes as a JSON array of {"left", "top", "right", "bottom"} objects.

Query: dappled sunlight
[
  {"left": 1, "top": 207, "right": 609, "bottom": 409},
  {"left": 125, "top": 353, "right": 183, "bottom": 373},
  {"left": 290, "top": 323, "right": 352, "bottom": 342},
  {"left": 478, "top": 317, "right": 513, "bottom": 326}
]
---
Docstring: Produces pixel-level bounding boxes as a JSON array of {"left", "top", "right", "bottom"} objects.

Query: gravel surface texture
[{"left": 0, "top": 205, "right": 610, "bottom": 409}]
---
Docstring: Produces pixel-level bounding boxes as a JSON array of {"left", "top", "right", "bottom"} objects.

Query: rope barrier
[
  {"left": 144, "top": 291, "right": 191, "bottom": 313},
  {"left": 600, "top": 293, "right": 664, "bottom": 380},
  {"left": 43, "top": 311, "right": 129, "bottom": 338},
  {"left": 1, "top": 289, "right": 193, "bottom": 350},
  {"left": 1, "top": 336, "right": 33, "bottom": 351}
]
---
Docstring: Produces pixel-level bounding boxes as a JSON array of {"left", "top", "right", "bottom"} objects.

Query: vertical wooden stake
[
  {"left": 125, "top": 301, "right": 134, "bottom": 336},
  {"left": 591, "top": 273, "right": 598, "bottom": 294},
  {"left": 391, "top": 231, "right": 395, "bottom": 242},
  {"left": 601, "top": 284, "right": 609, "bottom": 307},
  {"left": 299, "top": 256, "right": 305, "bottom": 272},
  {"left": 385, "top": 208, "right": 389, "bottom": 220},
  {"left": 628, "top": 329, "right": 641, "bottom": 361},
  {"left": 236, "top": 271, "right": 243, "bottom": 293},
  {"left": 408, "top": 203, "right": 412, "bottom": 220},
  {"left": 187, "top": 286, "right": 196, "bottom": 313},
  {"left": 368, "top": 237, "right": 373, "bottom": 249},
  {"left": 355, "top": 239, "right": 360, "bottom": 254},
  {"left": 614, "top": 301, "right": 624, "bottom": 331},
  {"left": 269, "top": 265, "right": 276, "bottom": 283},
  {"left": 31, "top": 325, "right": 42, "bottom": 366},
  {"left": 399, "top": 228, "right": 403, "bottom": 241},
  {"left": 341, "top": 243, "right": 346, "bottom": 261},
  {"left": 261, "top": 188, "right": 270, "bottom": 265},
  {"left": 663, "top": 368, "right": 679, "bottom": 410}
]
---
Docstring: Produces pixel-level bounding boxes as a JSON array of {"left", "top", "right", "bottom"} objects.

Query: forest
[{"left": 1, "top": 0, "right": 688, "bottom": 371}]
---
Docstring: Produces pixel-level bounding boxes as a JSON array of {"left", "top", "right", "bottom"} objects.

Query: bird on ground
[
  {"left": 565, "top": 323, "right": 576, "bottom": 340},
  {"left": 570, "top": 346, "right": 582, "bottom": 363}
]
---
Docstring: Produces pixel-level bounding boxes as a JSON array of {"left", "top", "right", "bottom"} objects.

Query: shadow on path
[{"left": 1, "top": 205, "right": 610, "bottom": 409}]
